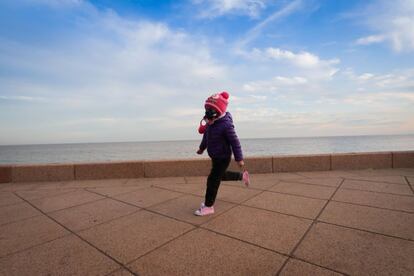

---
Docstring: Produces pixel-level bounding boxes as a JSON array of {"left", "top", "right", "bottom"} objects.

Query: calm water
[{"left": 1, "top": 134, "right": 414, "bottom": 165}]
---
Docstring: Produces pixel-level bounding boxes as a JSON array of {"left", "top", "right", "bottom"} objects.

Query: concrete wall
[
  {"left": 1, "top": 151, "right": 413, "bottom": 183},
  {"left": 273, "top": 154, "right": 331, "bottom": 172},
  {"left": 331, "top": 152, "right": 392, "bottom": 170},
  {"left": 75, "top": 162, "right": 144, "bottom": 180}
]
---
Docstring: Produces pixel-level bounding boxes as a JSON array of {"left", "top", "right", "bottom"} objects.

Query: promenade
[{"left": 1, "top": 168, "right": 414, "bottom": 275}]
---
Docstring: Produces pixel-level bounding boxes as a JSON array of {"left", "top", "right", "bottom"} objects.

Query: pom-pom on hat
[{"left": 204, "top": 91, "right": 229, "bottom": 115}]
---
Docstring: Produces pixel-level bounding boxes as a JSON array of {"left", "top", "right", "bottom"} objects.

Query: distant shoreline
[{"left": 1, "top": 133, "right": 413, "bottom": 147}]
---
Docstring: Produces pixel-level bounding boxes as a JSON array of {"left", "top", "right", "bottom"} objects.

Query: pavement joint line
[
  {"left": 84, "top": 185, "right": 154, "bottom": 198},
  {"left": 343, "top": 176, "right": 410, "bottom": 186},
  {"left": 72, "top": 189, "right": 145, "bottom": 209},
  {"left": 152, "top": 179, "right": 273, "bottom": 193},
  {"left": 198, "top": 195, "right": 353, "bottom": 276},
  {"left": 265, "top": 189, "right": 332, "bottom": 201},
  {"left": 281, "top": 179, "right": 341, "bottom": 189},
  {"left": 284, "top": 256, "right": 350, "bottom": 276},
  {"left": 5, "top": 171, "right": 413, "bottom": 274},
  {"left": 275, "top": 178, "right": 346, "bottom": 276},
  {"left": 8, "top": 178, "right": 409, "bottom": 230},
  {"left": 86, "top": 187, "right": 189, "bottom": 211},
  {"left": 0, "top": 200, "right": 31, "bottom": 209},
  {"left": 14, "top": 188, "right": 103, "bottom": 209},
  {"left": 291, "top": 171, "right": 311, "bottom": 178},
  {"left": 152, "top": 182, "right": 322, "bottom": 221},
  {"left": 293, "top": 171, "right": 352, "bottom": 178},
  {"left": 238, "top": 204, "right": 315, "bottom": 221},
  {"left": 405, "top": 176, "right": 414, "bottom": 195},
  {"left": 15, "top": 188, "right": 80, "bottom": 202},
  {"left": 200, "top": 217, "right": 349, "bottom": 275},
  {"left": 39, "top": 195, "right": 110, "bottom": 215},
  {"left": 142, "top": 207, "right": 203, "bottom": 227},
  {"left": 63, "top": 209, "right": 142, "bottom": 234},
  {"left": 199, "top": 226, "right": 291, "bottom": 258},
  {"left": 123, "top": 227, "right": 198, "bottom": 272},
  {"left": 316, "top": 220, "right": 414, "bottom": 243},
  {"left": 0, "top": 212, "right": 44, "bottom": 228},
  {"left": 330, "top": 199, "right": 414, "bottom": 214},
  {"left": 199, "top": 188, "right": 270, "bottom": 227},
  {"left": 151, "top": 182, "right": 265, "bottom": 205},
  {"left": 104, "top": 267, "right": 133, "bottom": 276},
  {"left": 340, "top": 187, "right": 414, "bottom": 197},
  {"left": 196, "top": 228, "right": 350, "bottom": 275},
  {"left": 125, "top": 190, "right": 188, "bottom": 210},
  {"left": 220, "top": 180, "right": 280, "bottom": 191},
  {"left": 123, "top": 183, "right": 273, "bottom": 271},
  {"left": 86, "top": 188, "right": 203, "bottom": 228},
  {"left": 70, "top": 194, "right": 196, "bottom": 231},
  {"left": 12, "top": 193, "right": 140, "bottom": 276},
  {"left": 0, "top": 229, "right": 73, "bottom": 260}
]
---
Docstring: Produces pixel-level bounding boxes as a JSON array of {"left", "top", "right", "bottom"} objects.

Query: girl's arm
[
  {"left": 224, "top": 124, "right": 243, "bottom": 162},
  {"left": 198, "top": 132, "right": 207, "bottom": 153}
]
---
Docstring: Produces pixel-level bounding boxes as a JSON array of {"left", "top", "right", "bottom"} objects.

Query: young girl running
[{"left": 195, "top": 91, "right": 250, "bottom": 216}]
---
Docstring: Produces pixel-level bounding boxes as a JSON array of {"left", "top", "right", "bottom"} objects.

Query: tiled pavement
[{"left": 1, "top": 169, "right": 414, "bottom": 275}]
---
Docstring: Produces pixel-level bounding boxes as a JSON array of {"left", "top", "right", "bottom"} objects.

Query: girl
[{"left": 195, "top": 91, "right": 250, "bottom": 216}]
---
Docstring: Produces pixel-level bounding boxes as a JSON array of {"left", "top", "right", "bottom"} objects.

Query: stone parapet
[
  {"left": 0, "top": 166, "right": 12, "bottom": 183},
  {"left": 228, "top": 157, "right": 273, "bottom": 174},
  {"left": 12, "top": 164, "right": 75, "bottom": 183},
  {"left": 273, "top": 154, "right": 331, "bottom": 172},
  {"left": 331, "top": 152, "right": 392, "bottom": 170},
  {"left": 393, "top": 151, "right": 414, "bottom": 168},
  {"left": 0, "top": 151, "right": 412, "bottom": 183},
  {"left": 75, "top": 162, "right": 144, "bottom": 180},
  {"left": 144, "top": 159, "right": 211, "bottom": 178}
]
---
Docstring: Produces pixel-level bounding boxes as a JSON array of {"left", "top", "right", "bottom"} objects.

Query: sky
[{"left": 0, "top": 0, "right": 413, "bottom": 145}]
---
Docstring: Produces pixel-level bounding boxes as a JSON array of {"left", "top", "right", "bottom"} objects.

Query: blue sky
[{"left": 0, "top": 0, "right": 413, "bottom": 145}]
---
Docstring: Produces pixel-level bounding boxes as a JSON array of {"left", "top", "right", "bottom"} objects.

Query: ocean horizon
[{"left": 1, "top": 134, "right": 414, "bottom": 165}]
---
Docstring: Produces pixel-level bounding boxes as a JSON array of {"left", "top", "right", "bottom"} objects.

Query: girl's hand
[
  {"left": 238, "top": 160, "right": 245, "bottom": 167},
  {"left": 197, "top": 149, "right": 204, "bottom": 155}
]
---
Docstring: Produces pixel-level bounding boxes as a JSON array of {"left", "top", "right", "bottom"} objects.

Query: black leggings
[{"left": 205, "top": 157, "right": 242, "bottom": 207}]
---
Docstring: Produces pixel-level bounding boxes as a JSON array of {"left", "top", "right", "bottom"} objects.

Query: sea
[{"left": 1, "top": 134, "right": 414, "bottom": 165}]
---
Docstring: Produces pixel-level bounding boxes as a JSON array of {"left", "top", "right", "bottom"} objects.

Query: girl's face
[{"left": 205, "top": 108, "right": 218, "bottom": 120}]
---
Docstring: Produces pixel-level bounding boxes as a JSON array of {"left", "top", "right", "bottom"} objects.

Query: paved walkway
[{"left": 1, "top": 168, "right": 414, "bottom": 275}]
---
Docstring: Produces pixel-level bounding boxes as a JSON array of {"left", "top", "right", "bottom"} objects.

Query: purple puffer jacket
[{"left": 199, "top": 112, "right": 243, "bottom": 161}]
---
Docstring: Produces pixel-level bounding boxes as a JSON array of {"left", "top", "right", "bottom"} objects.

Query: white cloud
[
  {"left": 0, "top": 3, "right": 235, "bottom": 143},
  {"left": 1, "top": 1, "right": 414, "bottom": 144},
  {"left": 193, "top": 0, "right": 267, "bottom": 18},
  {"left": 355, "top": 35, "right": 386, "bottom": 45},
  {"left": 344, "top": 68, "right": 414, "bottom": 90},
  {"left": 344, "top": 92, "right": 414, "bottom": 106},
  {"left": 22, "top": 0, "right": 84, "bottom": 8},
  {"left": 357, "top": 73, "right": 375, "bottom": 81},
  {"left": 0, "top": 95, "right": 47, "bottom": 102},
  {"left": 243, "top": 76, "right": 307, "bottom": 93},
  {"left": 0, "top": 11, "right": 228, "bottom": 102},
  {"left": 240, "top": 47, "right": 340, "bottom": 80},
  {"left": 355, "top": 0, "right": 414, "bottom": 52},
  {"left": 237, "top": 0, "right": 303, "bottom": 46},
  {"left": 265, "top": 48, "right": 338, "bottom": 69}
]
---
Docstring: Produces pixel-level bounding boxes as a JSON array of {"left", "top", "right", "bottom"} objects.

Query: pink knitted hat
[{"left": 204, "top": 91, "right": 229, "bottom": 115}]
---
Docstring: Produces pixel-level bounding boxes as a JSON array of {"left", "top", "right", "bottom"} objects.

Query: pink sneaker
[
  {"left": 194, "top": 203, "right": 215, "bottom": 216},
  {"left": 242, "top": 170, "right": 250, "bottom": 187}
]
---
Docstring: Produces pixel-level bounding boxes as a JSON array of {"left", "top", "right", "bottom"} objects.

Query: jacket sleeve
[
  {"left": 199, "top": 132, "right": 207, "bottom": 151},
  {"left": 224, "top": 123, "right": 243, "bottom": 162}
]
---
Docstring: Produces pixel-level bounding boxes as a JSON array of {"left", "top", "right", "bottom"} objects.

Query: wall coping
[{"left": 1, "top": 150, "right": 413, "bottom": 183}]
